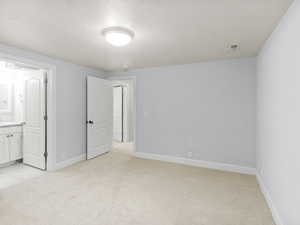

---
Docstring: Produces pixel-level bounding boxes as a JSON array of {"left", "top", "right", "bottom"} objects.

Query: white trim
[
  {"left": 46, "top": 67, "right": 57, "bottom": 171},
  {"left": 54, "top": 153, "right": 86, "bottom": 170},
  {"left": 0, "top": 161, "right": 17, "bottom": 168},
  {"left": 134, "top": 152, "right": 256, "bottom": 175},
  {"left": 256, "top": 173, "right": 284, "bottom": 225},
  {"left": 0, "top": 52, "right": 57, "bottom": 171}
]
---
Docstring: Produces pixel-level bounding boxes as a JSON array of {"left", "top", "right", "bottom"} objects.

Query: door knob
[{"left": 87, "top": 120, "right": 94, "bottom": 124}]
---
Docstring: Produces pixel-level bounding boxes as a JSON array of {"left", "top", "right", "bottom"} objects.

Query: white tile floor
[{"left": 0, "top": 163, "right": 44, "bottom": 190}]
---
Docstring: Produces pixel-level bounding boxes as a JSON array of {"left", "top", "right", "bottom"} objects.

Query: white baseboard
[
  {"left": 134, "top": 152, "right": 256, "bottom": 175},
  {"left": 256, "top": 173, "right": 283, "bottom": 225},
  {"left": 0, "top": 161, "right": 17, "bottom": 168},
  {"left": 53, "top": 153, "right": 86, "bottom": 170}
]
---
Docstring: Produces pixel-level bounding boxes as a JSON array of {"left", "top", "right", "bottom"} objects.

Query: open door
[
  {"left": 23, "top": 70, "right": 46, "bottom": 170},
  {"left": 87, "top": 76, "right": 113, "bottom": 159}
]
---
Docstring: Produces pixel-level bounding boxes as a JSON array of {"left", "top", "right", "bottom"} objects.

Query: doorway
[
  {"left": 111, "top": 79, "right": 135, "bottom": 154},
  {"left": 113, "top": 85, "right": 125, "bottom": 142},
  {"left": 0, "top": 58, "right": 53, "bottom": 188}
]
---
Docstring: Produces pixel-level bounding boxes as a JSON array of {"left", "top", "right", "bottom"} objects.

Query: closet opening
[
  {"left": 112, "top": 79, "right": 135, "bottom": 154},
  {"left": 0, "top": 59, "right": 51, "bottom": 189}
]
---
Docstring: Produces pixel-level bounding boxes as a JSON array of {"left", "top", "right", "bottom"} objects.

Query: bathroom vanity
[{"left": 0, "top": 122, "right": 23, "bottom": 164}]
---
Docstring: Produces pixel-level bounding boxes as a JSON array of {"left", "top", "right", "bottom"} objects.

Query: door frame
[
  {"left": 0, "top": 52, "right": 57, "bottom": 171},
  {"left": 109, "top": 76, "right": 137, "bottom": 152}
]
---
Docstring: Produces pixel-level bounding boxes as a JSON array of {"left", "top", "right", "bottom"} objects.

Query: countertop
[{"left": 0, "top": 122, "right": 25, "bottom": 128}]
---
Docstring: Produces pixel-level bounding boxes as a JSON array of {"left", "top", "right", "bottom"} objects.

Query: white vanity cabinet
[
  {"left": 9, "top": 133, "right": 22, "bottom": 161},
  {"left": 0, "top": 126, "right": 23, "bottom": 164},
  {"left": 0, "top": 134, "right": 9, "bottom": 164}
]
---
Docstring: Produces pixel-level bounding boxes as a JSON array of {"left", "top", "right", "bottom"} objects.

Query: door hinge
[
  {"left": 44, "top": 151, "right": 48, "bottom": 158},
  {"left": 44, "top": 77, "right": 48, "bottom": 84},
  {"left": 44, "top": 115, "right": 48, "bottom": 121}
]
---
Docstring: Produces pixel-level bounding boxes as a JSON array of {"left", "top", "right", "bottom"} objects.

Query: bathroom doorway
[{"left": 0, "top": 57, "right": 55, "bottom": 189}]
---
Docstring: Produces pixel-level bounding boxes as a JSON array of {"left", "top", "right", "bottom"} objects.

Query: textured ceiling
[{"left": 0, "top": 0, "right": 293, "bottom": 71}]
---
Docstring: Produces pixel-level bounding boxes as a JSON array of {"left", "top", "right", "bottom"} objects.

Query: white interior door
[
  {"left": 113, "top": 86, "right": 123, "bottom": 142},
  {"left": 23, "top": 70, "right": 46, "bottom": 170},
  {"left": 87, "top": 76, "right": 113, "bottom": 159}
]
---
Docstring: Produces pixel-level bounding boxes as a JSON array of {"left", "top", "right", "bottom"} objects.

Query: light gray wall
[
  {"left": 0, "top": 44, "right": 105, "bottom": 163},
  {"left": 109, "top": 58, "right": 256, "bottom": 168},
  {"left": 257, "top": 1, "right": 300, "bottom": 225}
]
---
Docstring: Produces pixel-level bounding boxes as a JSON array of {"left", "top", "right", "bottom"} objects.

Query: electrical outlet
[{"left": 187, "top": 151, "right": 193, "bottom": 158}]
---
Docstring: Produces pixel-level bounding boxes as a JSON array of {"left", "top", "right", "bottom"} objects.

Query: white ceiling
[{"left": 0, "top": 0, "right": 293, "bottom": 71}]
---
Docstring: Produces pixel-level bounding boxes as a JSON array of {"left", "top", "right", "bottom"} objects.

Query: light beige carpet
[{"left": 0, "top": 145, "right": 274, "bottom": 225}]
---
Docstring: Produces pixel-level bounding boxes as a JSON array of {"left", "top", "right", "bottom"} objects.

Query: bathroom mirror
[{"left": 0, "top": 83, "right": 13, "bottom": 113}]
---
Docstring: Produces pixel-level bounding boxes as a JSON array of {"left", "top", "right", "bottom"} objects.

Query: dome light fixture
[{"left": 102, "top": 27, "right": 134, "bottom": 47}]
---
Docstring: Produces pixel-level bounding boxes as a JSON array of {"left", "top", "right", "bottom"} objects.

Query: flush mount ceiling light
[{"left": 102, "top": 27, "right": 134, "bottom": 47}]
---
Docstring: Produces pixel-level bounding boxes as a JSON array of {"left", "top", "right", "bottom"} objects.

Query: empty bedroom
[{"left": 0, "top": 1, "right": 299, "bottom": 225}]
